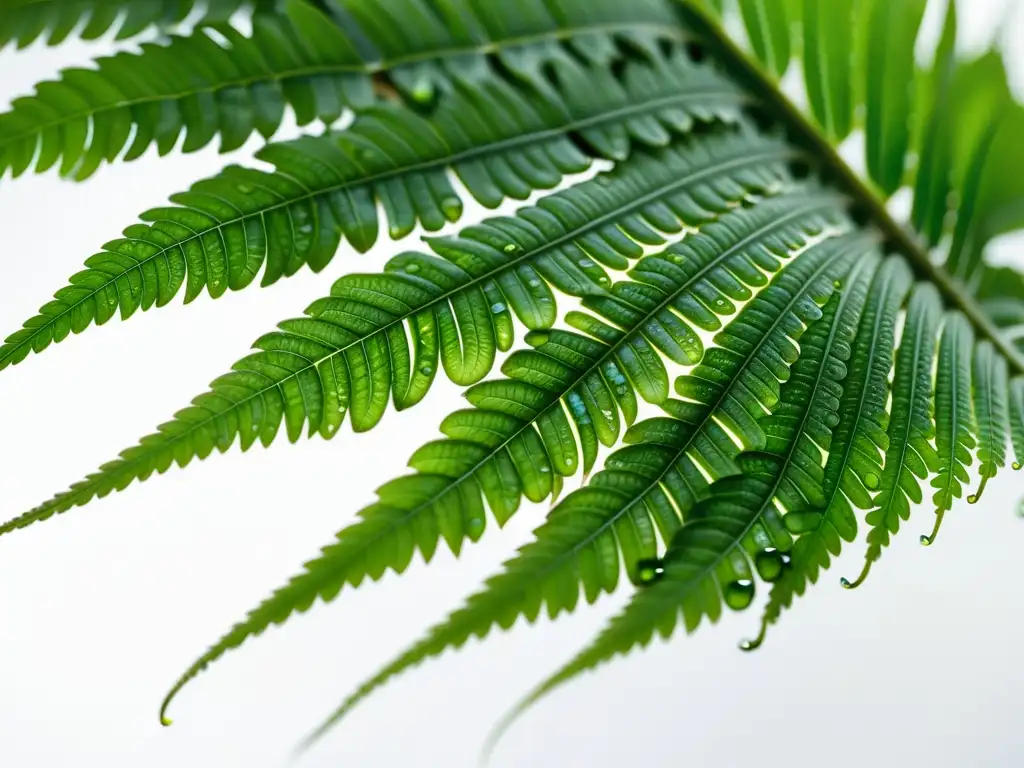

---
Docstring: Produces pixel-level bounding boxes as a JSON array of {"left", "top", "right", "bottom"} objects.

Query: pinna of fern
[{"left": 1, "top": 0, "right": 1024, "bottom": 759}]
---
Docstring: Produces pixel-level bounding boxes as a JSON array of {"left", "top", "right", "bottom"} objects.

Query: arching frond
[
  {"left": 843, "top": 284, "right": 943, "bottom": 588},
  {"left": 153, "top": 204, "right": 856, "bottom": 729},
  {"left": 971, "top": 340, "right": 1010, "bottom": 502},
  {"left": 0, "top": 45, "right": 745, "bottom": 372}
]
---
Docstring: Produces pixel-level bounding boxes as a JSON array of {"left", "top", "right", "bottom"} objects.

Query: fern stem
[{"left": 674, "top": 0, "right": 1024, "bottom": 376}]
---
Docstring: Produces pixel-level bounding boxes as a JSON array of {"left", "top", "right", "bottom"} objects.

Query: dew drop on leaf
[
  {"left": 405, "top": 263, "right": 421, "bottom": 274},
  {"left": 783, "top": 511, "right": 821, "bottom": 534},
  {"left": 863, "top": 472, "right": 880, "bottom": 490},
  {"left": 490, "top": 302, "right": 506, "bottom": 314},
  {"left": 724, "top": 579, "right": 755, "bottom": 610},
  {"left": 754, "top": 548, "right": 786, "bottom": 583},
  {"left": 237, "top": 184, "right": 254, "bottom": 194},
  {"left": 503, "top": 243, "right": 521, "bottom": 254},
  {"left": 418, "top": 364, "right": 433, "bottom": 376},
  {"left": 578, "top": 258, "right": 595, "bottom": 269},
  {"left": 636, "top": 558, "right": 664, "bottom": 585}
]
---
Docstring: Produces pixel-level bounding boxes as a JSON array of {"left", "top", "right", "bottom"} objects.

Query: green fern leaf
[
  {"left": 155, "top": 193, "right": 851, "bottom": 723},
  {"left": 844, "top": 282, "right": 943, "bottom": 589},
  {"left": 0, "top": 0, "right": 258, "bottom": 49},
  {"left": 970, "top": 340, "right": 1010, "bottom": 502},
  {"left": 752, "top": 256, "right": 913, "bottom": 642},
  {"left": 0, "top": 47, "right": 745, "bottom": 372},
  {"left": 923, "top": 312, "right": 976, "bottom": 545}
]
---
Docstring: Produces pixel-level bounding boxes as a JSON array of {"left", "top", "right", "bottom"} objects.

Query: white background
[{"left": 1, "top": 2, "right": 1023, "bottom": 767}]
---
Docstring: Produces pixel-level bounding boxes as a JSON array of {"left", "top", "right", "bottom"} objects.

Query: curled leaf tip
[
  {"left": 840, "top": 560, "right": 871, "bottom": 590},
  {"left": 968, "top": 474, "right": 991, "bottom": 505},
  {"left": 738, "top": 615, "right": 769, "bottom": 652}
]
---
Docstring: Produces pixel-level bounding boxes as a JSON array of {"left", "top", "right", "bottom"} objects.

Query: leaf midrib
[{"left": 0, "top": 84, "right": 745, "bottom": 366}]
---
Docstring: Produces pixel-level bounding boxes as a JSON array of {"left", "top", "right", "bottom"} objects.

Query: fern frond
[
  {"left": 156, "top": 195, "right": 853, "bottom": 724},
  {"left": 0, "top": 46, "right": 745, "bottom": 372},
  {"left": 843, "top": 283, "right": 943, "bottom": 589},
  {"left": 1010, "top": 377, "right": 1024, "bottom": 470},
  {"left": 0, "top": 0, "right": 690, "bottom": 183},
  {"left": 1, "top": 133, "right": 796, "bottom": 538},
  {"left": 970, "top": 340, "right": 1010, "bottom": 503},
  {"left": 0, "top": 0, "right": 257, "bottom": 49}
]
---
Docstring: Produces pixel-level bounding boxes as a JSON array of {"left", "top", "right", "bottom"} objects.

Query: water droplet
[
  {"left": 578, "top": 258, "right": 595, "bottom": 269},
  {"left": 528, "top": 330, "right": 551, "bottom": 347},
  {"left": 237, "top": 183, "right": 254, "bottom": 194},
  {"left": 419, "top": 364, "right": 434, "bottom": 376},
  {"left": 405, "top": 263, "right": 421, "bottom": 274},
  {"left": 503, "top": 243, "right": 521, "bottom": 254},
  {"left": 784, "top": 511, "right": 821, "bottom": 534},
  {"left": 411, "top": 78, "right": 434, "bottom": 103},
  {"left": 598, "top": 276, "right": 610, "bottom": 285},
  {"left": 724, "top": 579, "right": 755, "bottom": 611},
  {"left": 636, "top": 558, "right": 664, "bottom": 585},
  {"left": 539, "top": 465, "right": 551, "bottom": 473},
  {"left": 754, "top": 549, "right": 788, "bottom": 583},
  {"left": 564, "top": 456, "right": 575, "bottom": 467},
  {"left": 528, "top": 278, "right": 542, "bottom": 288},
  {"left": 863, "top": 472, "right": 880, "bottom": 490},
  {"left": 616, "top": 385, "right": 628, "bottom": 395},
  {"left": 490, "top": 302, "right": 506, "bottom": 314},
  {"left": 833, "top": 279, "right": 842, "bottom": 289},
  {"left": 670, "top": 254, "right": 684, "bottom": 265},
  {"left": 441, "top": 197, "right": 461, "bottom": 219}
]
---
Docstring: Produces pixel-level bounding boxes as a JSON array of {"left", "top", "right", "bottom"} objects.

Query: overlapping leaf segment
[{"left": 1, "top": 0, "right": 1023, "bottom": 753}]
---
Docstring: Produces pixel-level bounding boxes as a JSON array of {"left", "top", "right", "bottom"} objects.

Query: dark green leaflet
[
  {"left": 754, "top": 256, "right": 913, "bottom": 642},
  {"left": 0, "top": 0, "right": 256, "bottom": 48},
  {"left": 0, "top": 0, "right": 685, "bottom": 182},
  {"left": 1, "top": 131, "right": 795, "bottom": 539},
  {"left": 924, "top": 312, "right": 975, "bottom": 546},
  {"left": 157, "top": 191, "right": 846, "bottom": 725},
  {"left": 0, "top": 46, "right": 745, "bottom": 372},
  {"left": 844, "top": 282, "right": 942, "bottom": 589},
  {"left": 1010, "top": 377, "right": 1024, "bottom": 470},
  {"left": 802, "top": 0, "right": 855, "bottom": 142}
]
